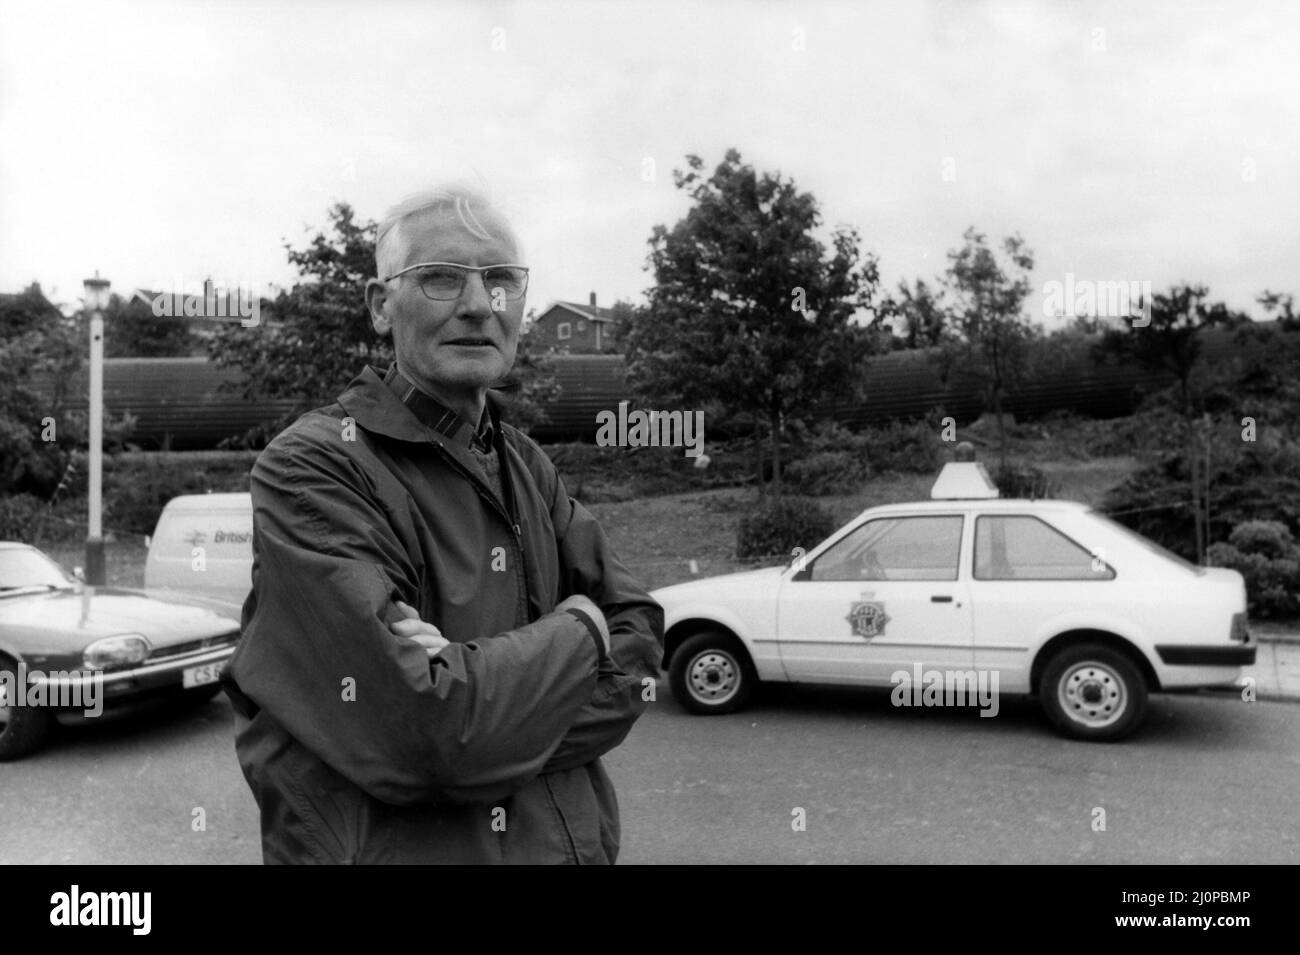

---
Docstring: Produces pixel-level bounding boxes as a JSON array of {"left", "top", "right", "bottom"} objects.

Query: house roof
[{"left": 541, "top": 301, "right": 619, "bottom": 323}]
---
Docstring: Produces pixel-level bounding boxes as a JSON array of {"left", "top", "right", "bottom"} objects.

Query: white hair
[{"left": 375, "top": 184, "right": 522, "bottom": 281}]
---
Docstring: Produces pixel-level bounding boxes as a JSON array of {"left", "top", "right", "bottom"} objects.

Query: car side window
[
  {"left": 974, "top": 515, "right": 1115, "bottom": 580},
  {"left": 809, "top": 515, "right": 963, "bottom": 582}
]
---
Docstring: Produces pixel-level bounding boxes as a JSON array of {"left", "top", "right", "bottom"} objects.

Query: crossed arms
[{"left": 227, "top": 428, "right": 664, "bottom": 807}]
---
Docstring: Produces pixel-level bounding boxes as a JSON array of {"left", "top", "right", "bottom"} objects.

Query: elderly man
[{"left": 222, "top": 185, "right": 663, "bottom": 864}]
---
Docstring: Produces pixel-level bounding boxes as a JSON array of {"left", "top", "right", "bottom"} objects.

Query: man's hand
[
  {"left": 555, "top": 594, "right": 611, "bottom": 657},
  {"left": 390, "top": 600, "right": 450, "bottom": 658}
]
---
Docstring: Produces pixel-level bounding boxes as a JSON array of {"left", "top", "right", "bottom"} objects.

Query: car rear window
[{"left": 974, "top": 515, "right": 1115, "bottom": 580}]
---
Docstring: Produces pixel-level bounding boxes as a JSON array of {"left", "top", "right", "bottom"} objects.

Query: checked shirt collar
[{"left": 381, "top": 362, "right": 495, "bottom": 453}]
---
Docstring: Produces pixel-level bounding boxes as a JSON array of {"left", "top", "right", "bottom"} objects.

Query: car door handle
[{"left": 930, "top": 595, "right": 953, "bottom": 603}]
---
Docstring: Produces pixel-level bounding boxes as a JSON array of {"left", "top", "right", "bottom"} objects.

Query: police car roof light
[{"left": 931, "top": 443, "right": 1000, "bottom": 500}]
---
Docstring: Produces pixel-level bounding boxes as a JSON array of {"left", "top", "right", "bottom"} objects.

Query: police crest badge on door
[{"left": 847, "top": 591, "right": 890, "bottom": 639}]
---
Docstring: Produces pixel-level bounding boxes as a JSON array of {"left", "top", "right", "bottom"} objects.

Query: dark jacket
[{"left": 222, "top": 365, "right": 664, "bottom": 864}]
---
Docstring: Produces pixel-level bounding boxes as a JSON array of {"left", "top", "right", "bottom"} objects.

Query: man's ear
[{"left": 365, "top": 279, "right": 392, "bottom": 336}]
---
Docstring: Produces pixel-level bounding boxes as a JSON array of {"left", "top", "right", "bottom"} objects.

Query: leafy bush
[
  {"left": 993, "top": 463, "right": 1060, "bottom": 499},
  {"left": 1223, "top": 520, "right": 1294, "bottom": 560},
  {"left": 548, "top": 441, "right": 720, "bottom": 500},
  {"left": 102, "top": 452, "right": 256, "bottom": 537},
  {"left": 702, "top": 492, "right": 755, "bottom": 513},
  {"left": 785, "top": 417, "right": 941, "bottom": 482},
  {"left": 0, "top": 493, "right": 46, "bottom": 540},
  {"left": 736, "top": 496, "right": 837, "bottom": 562},
  {"left": 1207, "top": 520, "right": 1300, "bottom": 619},
  {"left": 860, "top": 418, "right": 942, "bottom": 474},
  {"left": 784, "top": 450, "right": 868, "bottom": 496},
  {"left": 29, "top": 495, "right": 88, "bottom": 546},
  {"left": 1032, "top": 408, "right": 1184, "bottom": 460},
  {"left": 1104, "top": 438, "right": 1300, "bottom": 562}
]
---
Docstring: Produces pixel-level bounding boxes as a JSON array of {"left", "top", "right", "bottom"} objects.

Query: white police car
[{"left": 654, "top": 449, "right": 1255, "bottom": 740}]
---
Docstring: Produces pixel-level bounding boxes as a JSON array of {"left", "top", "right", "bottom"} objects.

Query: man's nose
[{"left": 456, "top": 272, "right": 496, "bottom": 319}]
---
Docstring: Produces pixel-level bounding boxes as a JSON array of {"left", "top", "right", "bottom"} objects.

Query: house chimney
[{"left": 589, "top": 291, "right": 597, "bottom": 307}]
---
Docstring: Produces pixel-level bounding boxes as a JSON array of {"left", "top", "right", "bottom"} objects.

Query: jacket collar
[
  {"left": 337, "top": 364, "right": 506, "bottom": 447},
  {"left": 381, "top": 363, "right": 494, "bottom": 452}
]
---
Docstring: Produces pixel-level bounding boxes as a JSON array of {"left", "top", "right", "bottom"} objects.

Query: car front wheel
[
  {"left": 669, "top": 631, "right": 757, "bottom": 715},
  {"left": 1039, "top": 643, "right": 1148, "bottom": 741},
  {"left": 0, "top": 657, "right": 55, "bottom": 760}
]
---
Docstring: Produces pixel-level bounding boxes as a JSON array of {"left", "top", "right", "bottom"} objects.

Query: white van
[{"left": 144, "top": 492, "right": 254, "bottom": 617}]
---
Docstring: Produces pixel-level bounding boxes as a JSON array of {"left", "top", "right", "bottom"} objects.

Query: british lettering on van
[{"left": 182, "top": 529, "right": 251, "bottom": 546}]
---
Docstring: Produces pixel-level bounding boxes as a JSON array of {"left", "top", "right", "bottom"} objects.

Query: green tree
[
  {"left": 1258, "top": 290, "right": 1299, "bottom": 330},
  {"left": 0, "top": 284, "right": 134, "bottom": 502},
  {"left": 208, "top": 202, "right": 556, "bottom": 443},
  {"left": 604, "top": 299, "right": 639, "bottom": 354},
  {"left": 209, "top": 202, "right": 382, "bottom": 419},
  {"left": 624, "top": 150, "right": 888, "bottom": 498},
  {"left": 890, "top": 278, "right": 947, "bottom": 349},
  {"left": 936, "top": 227, "right": 1039, "bottom": 470},
  {"left": 1093, "top": 283, "right": 1250, "bottom": 561},
  {"left": 0, "top": 284, "right": 72, "bottom": 495},
  {"left": 506, "top": 321, "right": 560, "bottom": 432},
  {"left": 104, "top": 292, "right": 198, "bottom": 357}
]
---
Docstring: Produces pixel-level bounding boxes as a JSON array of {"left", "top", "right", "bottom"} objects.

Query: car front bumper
[{"left": 28, "top": 645, "right": 236, "bottom": 702}]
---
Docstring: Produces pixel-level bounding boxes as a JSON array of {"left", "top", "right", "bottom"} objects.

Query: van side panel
[{"left": 145, "top": 495, "right": 254, "bottom": 615}]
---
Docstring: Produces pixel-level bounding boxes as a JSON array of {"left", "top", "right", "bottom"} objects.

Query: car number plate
[{"left": 182, "top": 662, "right": 223, "bottom": 688}]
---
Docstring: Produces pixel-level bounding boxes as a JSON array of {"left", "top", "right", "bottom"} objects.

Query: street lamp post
[{"left": 83, "top": 272, "right": 111, "bottom": 586}]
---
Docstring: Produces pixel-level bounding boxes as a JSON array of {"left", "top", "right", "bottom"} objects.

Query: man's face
[{"left": 369, "top": 207, "right": 524, "bottom": 399}]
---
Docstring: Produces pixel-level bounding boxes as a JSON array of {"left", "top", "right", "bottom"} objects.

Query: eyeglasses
[{"left": 383, "top": 262, "right": 530, "bottom": 302}]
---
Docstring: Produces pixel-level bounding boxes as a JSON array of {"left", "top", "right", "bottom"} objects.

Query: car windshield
[
  {"left": 1087, "top": 511, "right": 1203, "bottom": 574},
  {"left": 0, "top": 546, "right": 74, "bottom": 592}
]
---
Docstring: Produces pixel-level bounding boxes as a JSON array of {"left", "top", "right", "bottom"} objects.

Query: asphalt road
[{"left": 0, "top": 683, "right": 1295, "bottom": 864}]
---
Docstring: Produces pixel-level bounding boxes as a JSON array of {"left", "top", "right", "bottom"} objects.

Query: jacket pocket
[
  {"left": 238, "top": 709, "right": 375, "bottom": 864},
  {"left": 537, "top": 764, "right": 619, "bottom": 865}
]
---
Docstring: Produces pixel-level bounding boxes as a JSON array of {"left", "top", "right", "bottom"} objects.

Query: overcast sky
[{"left": 1, "top": 0, "right": 1296, "bottom": 326}]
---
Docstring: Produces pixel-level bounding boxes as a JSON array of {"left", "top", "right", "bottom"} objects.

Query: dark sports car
[{"left": 0, "top": 541, "right": 240, "bottom": 759}]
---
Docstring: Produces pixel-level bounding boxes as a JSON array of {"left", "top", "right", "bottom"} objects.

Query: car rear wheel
[
  {"left": 669, "top": 631, "right": 757, "bottom": 715},
  {"left": 1039, "top": 643, "right": 1148, "bottom": 741},
  {"left": 0, "top": 657, "right": 55, "bottom": 761}
]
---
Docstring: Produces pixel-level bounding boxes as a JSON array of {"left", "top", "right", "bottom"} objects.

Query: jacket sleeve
[
  {"left": 538, "top": 463, "right": 665, "bottom": 775},
  {"left": 226, "top": 429, "right": 602, "bottom": 808}
]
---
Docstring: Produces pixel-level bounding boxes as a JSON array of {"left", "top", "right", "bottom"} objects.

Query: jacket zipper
[
  {"left": 429, "top": 437, "right": 580, "bottom": 861},
  {"left": 511, "top": 523, "right": 528, "bottom": 626},
  {"left": 430, "top": 441, "right": 532, "bottom": 626}
]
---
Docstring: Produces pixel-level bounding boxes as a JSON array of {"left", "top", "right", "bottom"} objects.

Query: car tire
[
  {"left": 669, "top": 631, "right": 757, "bottom": 715},
  {"left": 0, "top": 656, "right": 55, "bottom": 761},
  {"left": 1039, "top": 642, "right": 1148, "bottom": 741}
]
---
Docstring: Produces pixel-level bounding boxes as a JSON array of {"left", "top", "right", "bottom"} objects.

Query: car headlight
[{"left": 83, "top": 634, "right": 151, "bottom": 670}]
